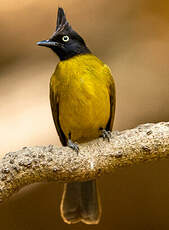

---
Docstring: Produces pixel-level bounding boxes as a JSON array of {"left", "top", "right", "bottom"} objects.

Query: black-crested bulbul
[{"left": 37, "top": 7, "right": 115, "bottom": 225}]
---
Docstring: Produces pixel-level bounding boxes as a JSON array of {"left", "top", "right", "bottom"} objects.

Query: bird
[{"left": 37, "top": 7, "right": 115, "bottom": 225}]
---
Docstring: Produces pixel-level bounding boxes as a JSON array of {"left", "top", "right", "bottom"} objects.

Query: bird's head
[{"left": 37, "top": 7, "right": 90, "bottom": 61}]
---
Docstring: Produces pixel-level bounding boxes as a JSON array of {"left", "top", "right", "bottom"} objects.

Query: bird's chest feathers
[
  {"left": 51, "top": 55, "right": 110, "bottom": 141},
  {"left": 57, "top": 61, "right": 107, "bottom": 108}
]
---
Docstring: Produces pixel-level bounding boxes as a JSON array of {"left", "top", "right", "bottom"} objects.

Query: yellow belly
[
  {"left": 50, "top": 54, "right": 114, "bottom": 143},
  {"left": 59, "top": 80, "right": 110, "bottom": 143}
]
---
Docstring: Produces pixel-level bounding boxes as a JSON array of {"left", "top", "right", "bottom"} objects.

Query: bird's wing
[
  {"left": 50, "top": 84, "right": 67, "bottom": 146},
  {"left": 103, "top": 64, "right": 116, "bottom": 131}
]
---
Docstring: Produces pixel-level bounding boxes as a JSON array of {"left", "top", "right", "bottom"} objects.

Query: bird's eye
[{"left": 62, "top": 35, "right": 69, "bottom": 42}]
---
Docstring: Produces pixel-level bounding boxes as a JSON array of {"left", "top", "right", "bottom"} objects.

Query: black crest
[
  {"left": 55, "top": 7, "right": 72, "bottom": 33},
  {"left": 37, "top": 7, "right": 91, "bottom": 60}
]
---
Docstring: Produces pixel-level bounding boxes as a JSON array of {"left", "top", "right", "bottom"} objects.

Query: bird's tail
[{"left": 60, "top": 180, "right": 101, "bottom": 224}]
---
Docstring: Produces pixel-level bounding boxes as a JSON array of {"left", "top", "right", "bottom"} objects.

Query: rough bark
[{"left": 0, "top": 122, "right": 168, "bottom": 203}]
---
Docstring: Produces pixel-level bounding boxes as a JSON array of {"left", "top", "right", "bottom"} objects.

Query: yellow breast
[{"left": 50, "top": 54, "right": 112, "bottom": 143}]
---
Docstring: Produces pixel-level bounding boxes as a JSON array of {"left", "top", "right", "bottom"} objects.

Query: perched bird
[{"left": 37, "top": 7, "right": 115, "bottom": 224}]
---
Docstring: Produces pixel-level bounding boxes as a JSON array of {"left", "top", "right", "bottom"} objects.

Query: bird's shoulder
[{"left": 50, "top": 54, "right": 115, "bottom": 93}]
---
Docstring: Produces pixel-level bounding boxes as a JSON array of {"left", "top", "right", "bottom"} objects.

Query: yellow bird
[{"left": 37, "top": 7, "right": 115, "bottom": 225}]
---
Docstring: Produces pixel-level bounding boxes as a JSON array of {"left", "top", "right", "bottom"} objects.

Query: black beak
[{"left": 36, "top": 40, "right": 59, "bottom": 47}]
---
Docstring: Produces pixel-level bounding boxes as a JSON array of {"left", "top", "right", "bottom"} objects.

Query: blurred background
[{"left": 0, "top": 0, "right": 169, "bottom": 229}]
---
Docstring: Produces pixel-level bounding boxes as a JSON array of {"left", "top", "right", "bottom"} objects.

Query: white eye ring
[{"left": 62, "top": 35, "right": 69, "bottom": 42}]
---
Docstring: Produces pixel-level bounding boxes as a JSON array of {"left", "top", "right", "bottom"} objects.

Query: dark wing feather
[
  {"left": 50, "top": 88, "right": 67, "bottom": 146},
  {"left": 106, "top": 92, "right": 116, "bottom": 131},
  {"left": 104, "top": 65, "right": 116, "bottom": 131}
]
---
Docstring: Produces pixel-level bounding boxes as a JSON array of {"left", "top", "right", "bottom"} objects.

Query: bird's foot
[
  {"left": 100, "top": 128, "right": 111, "bottom": 142},
  {"left": 67, "top": 139, "right": 79, "bottom": 154}
]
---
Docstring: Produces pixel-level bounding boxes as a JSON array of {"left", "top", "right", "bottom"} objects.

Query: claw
[
  {"left": 67, "top": 139, "right": 79, "bottom": 154},
  {"left": 100, "top": 129, "right": 111, "bottom": 142}
]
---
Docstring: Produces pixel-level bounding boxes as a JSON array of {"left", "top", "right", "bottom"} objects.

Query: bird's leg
[
  {"left": 99, "top": 128, "right": 111, "bottom": 142},
  {"left": 67, "top": 133, "right": 79, "bottom": 153}
]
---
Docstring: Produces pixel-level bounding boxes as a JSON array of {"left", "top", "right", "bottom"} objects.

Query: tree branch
[{"left": 0, "top": 122, "right": 168, "bottom": 203}]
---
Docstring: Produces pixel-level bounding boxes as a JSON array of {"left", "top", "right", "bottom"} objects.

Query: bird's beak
[{"left": 36, "top": 40, "right": 59, "bottom": 47}]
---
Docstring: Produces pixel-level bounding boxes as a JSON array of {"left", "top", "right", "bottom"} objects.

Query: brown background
[{"left": 0, "top": 0, "right": 169, "bottom": 229}]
